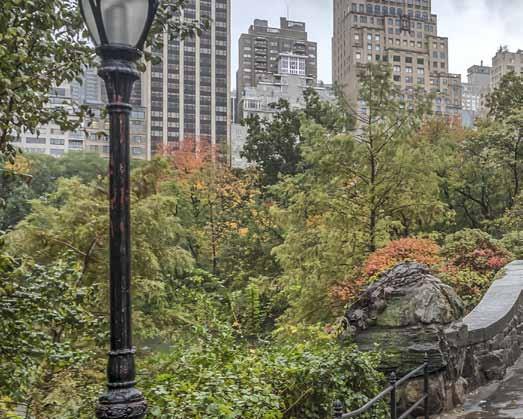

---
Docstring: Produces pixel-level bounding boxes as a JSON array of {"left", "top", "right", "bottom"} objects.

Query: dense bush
[
  {"left": 361, "top": 238, "right": 441, "bottom": 279},
  {"left": 142, "top": 328, "right": 385, "bottom": 419},
  {"left": 331, "top": 232, "right": 512, "bottom": 312},
  {"left": 440, "top": 268, "right": 493, "bottom": 310},
  {"left": 442, "top": 229, "right": 512, "bottom": 274}
]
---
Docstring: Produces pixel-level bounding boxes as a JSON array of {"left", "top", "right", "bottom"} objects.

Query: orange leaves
[
  {"left": 157, "top": 137, "right": 216, "bottom": 178},
  {"left": 362, "top": 238, "right": 441, "bottom": 279},
  {"left": 328, "top": 238, "right": 441, "bottom": 307}
]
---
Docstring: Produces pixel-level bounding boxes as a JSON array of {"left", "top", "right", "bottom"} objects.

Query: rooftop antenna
[{"left": 285, "top": 0, "right": 290, "bottom": 19}]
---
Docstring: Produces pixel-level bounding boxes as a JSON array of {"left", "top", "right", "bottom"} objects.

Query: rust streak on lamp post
[{"left": 78, "top": 1, "right": 158, "bottom": 417}]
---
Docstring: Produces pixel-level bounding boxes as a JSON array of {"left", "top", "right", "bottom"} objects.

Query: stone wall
[{"left": 442, "top": 261, "right": 523, "bottom": 404}]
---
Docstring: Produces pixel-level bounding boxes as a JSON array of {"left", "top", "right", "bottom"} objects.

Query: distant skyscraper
[
  {"left": 236, "top": 17, "right": 318, "bottom": 119},
  {"left": 333, "top": 0, "right": 462, "bottom": 118},
  {"left": 144, "top": 0, "right": 231, "bottom": 159}
]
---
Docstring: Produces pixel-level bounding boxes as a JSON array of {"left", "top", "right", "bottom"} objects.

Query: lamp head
[{"left": 79, "top": 0, "right": 159, "bottom": 52}]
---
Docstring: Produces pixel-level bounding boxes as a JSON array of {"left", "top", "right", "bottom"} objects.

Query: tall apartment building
[
  {"left": 461, "top": 62, "right": 491, "bottom": 127},
  {"left": 15, "top": 68, "right": 149, "bottom": 159},
  {"left": 333, "top": 0, "right": 461, "bottom": 118},
  {"left": 14, "top": 81, "right": 85, "bottom": 157},
  {"left": 236, "top": 17, "right": 318, "bottom": 119},
  {"left": 144, "top": 0, "right": 231, "bottom": 159},
  {"left": 491, "top": 47, "right": 523, "bottom": 89}
]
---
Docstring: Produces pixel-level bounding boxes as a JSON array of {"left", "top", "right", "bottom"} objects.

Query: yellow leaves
[
  {"left": 0, "top": 396, "right": 22, "bottom": 418},
  {"left": 306, "top": 215, "right": 322, "bottom": 227},
  {"left": 239, "top": 228, "right": 249, "bottom": 237},
  {"left": 195, "top": 180, "right": 205, "bottom": 190},
  {"left": 2, "top": 154, "right": 32, "bottom": 184}
]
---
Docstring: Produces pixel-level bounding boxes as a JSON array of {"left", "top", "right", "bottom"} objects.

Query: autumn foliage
[
  {"left": 442, "top": 229, "right": 512, "bottom": 274},
  {"left": 330, "top": 231, "right": 513, "bottom": 311},
  {"left": 362, "top": 238, "right": 441, "bottom": 279},
  {"left": 157, "top": 137, "right": 216, "bottom": 177}
]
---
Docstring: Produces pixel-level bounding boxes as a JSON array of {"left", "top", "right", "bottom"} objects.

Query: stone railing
[{"left": 444, "top": 261, "right": 523, "bottom": 397}]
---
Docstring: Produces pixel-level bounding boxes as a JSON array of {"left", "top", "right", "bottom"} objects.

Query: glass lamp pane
[
  {"left": 101, "top": 0, "right": 149, "bottom": 47},
  {"left": 80, "top": 0, "right": 101, "bottom": 46}
]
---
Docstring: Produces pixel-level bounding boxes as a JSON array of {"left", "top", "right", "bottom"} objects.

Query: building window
[
  {"left": 279, "top": 55, "right": 306, "bottom": 76},
  {"left": 26, "top": 137, "right": 46, "bottom": 144}
]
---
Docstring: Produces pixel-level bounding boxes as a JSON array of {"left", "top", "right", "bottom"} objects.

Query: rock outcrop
[{"left": 345, "top": 262, "right": 464, "bottom": 375}]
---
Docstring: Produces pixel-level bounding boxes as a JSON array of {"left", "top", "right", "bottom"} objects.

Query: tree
[
  {"left": 0, "top": 244, "right": 106, "bottom": 417},
  {"left": 271, "top": 64, "right": 445, "bottom": 323},
  {"left": 440, "top": 112, "right": 523, "bottom": 230},
  {"left": 348, "top": 64, "right": 439, "bottom": 251},
  {"left": 242, "top": 100, "right": 303, "bottom": 186},
  {"left": 0, "top": 0, "right": 91, "bottom": 159},
  {"left": 5, "top": 162, "right": 196, "bottom": 339},
  {"left": 242, "top": 89, "right": 354, "bottom": 186},
  {"left": 0, "top": 152, "right": 107, "bottom": 230},
  {"left": 487, "top": 72, "right": 523, "bottom": 120}
]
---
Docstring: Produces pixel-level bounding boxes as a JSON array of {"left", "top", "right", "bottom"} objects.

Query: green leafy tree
[
  {"left": 440, "top": 112, "right": 523, "bottom": 230},
  {"left": 272, "top": 64, "right": 444, "bottom": 323},
  {"left": 0, "top": 244, "right": 105, "bottom": 417},
  {"left": 487, "top": 71, "right": 523, "bottom": 120},
  {"left": 352, "top": 64, "right": 437, "bottom": 251},
  {"left": 5, "top": 162, "right": 195, "bottom": 339},
  {"left": 242, "top": 89, "right": 353, "bottom": 185},
  {"left": 0, "top": 152, "right": 107, "bottom": 230}
]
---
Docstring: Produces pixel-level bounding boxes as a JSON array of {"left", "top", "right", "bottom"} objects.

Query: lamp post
[{"left": 79, "top": 1, "right": 158, "bottom": 418}]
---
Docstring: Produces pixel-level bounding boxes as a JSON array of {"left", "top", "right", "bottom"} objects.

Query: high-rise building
[
  {"left": 144, "top": 0, "right": 231, "bottom": 159},
  {"left": 461, "top": 62, "right": 491, "bottom": 127},
  {"left": 14, "top": 81, "right": 85, "bottom": 157},
  {"left": 236, "top": 17, "right": 318, "bottom": 119},
  {"left": 491, "top": 47, "right": 523, "bottom": 89},
  {"left": 332, "top": 0, "right": 461, "bottom": 118}
]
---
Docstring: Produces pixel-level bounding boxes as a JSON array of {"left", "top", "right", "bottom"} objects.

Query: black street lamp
[{"left": 79, "top": 1, "right": 158, "bottom": 418}]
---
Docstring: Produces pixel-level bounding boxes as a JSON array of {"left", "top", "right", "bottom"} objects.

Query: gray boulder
[{"left": 345, "top": 262, "right": 465, "bottom": 374}]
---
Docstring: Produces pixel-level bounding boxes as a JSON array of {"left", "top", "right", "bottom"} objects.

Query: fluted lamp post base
[{"left": 96, "top": 386, "right": 147, "bottom": 419}]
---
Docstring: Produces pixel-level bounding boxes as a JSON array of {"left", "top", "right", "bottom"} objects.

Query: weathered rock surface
[
  {"left": 345, "top": 262, "right": 464, "bottom": 375},
  {"left": 346, "top": 262, "right": 464, "bottom": 331}
]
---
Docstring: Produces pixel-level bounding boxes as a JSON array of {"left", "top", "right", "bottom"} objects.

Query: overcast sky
[{"left": 231, "top": 0, "right": 523, "bottom": 87}]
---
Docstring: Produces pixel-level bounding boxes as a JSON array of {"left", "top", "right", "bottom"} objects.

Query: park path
[{"left": 436, "top": 356, "right": 523, "bottom": 419}]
